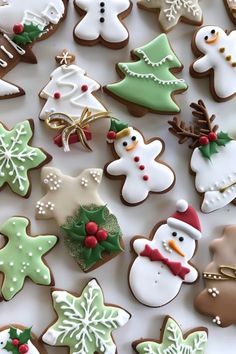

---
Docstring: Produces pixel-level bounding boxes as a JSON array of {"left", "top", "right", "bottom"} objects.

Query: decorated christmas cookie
[
  {"left": 0, "top": 216, "right": 57, "bottom": 301},
  {"left": 36, "top": 167, "right": 124, "bottom": 272},
  {"left": 190, "top": 25, "right": 236, "bottom": 101},
  {"left": 0, "top": 119, "right": 51, "bottom": 197},
  {"left": 105, "top": 34, "right": 187, "bottom": 117},
  {"left": 73, "top": 0, "right": 133, "bottom": 49},
  {"left": 105, "top": 119, "right": 175, "bottom": 205},
  {"left": 0, "top": 1, "right": 68, "bottom": 99},
  {"left": 129, "top": 200, "right": 201, "bottom": 307},
  {"left": 133, "top": 317, "right": 208, "bottom": 354},
  {"left": 42, "top": 279, "right": 131, "bottom": 353},
  {"left": 137, "top": 0, "right": 203, "bottom": 32},
  {"left": 195, "top": 225, "right": 236, "bottom": 327},
  {"left": 169, "top": 100, "right": 236, "bottom": 213},
  {"left": 224, "top": 0, "right": 236, "bottom": 24},
  {"left": 0, "top": 325, "right": 47, "bottom": 354}
]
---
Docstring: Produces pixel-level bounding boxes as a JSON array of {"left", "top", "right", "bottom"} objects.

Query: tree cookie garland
[
  {"left": 0, "top": 216, "right": 57, "bottom": 301},
  {"left": 224, "top": 0, "right": 236, "bottom": 25},
  {"left": 137, "top": 0, "right": 203, "bottom": 33},
  {"left": 0, "top": 120, "right": 51, "bottom": 198},
  {"left": 133, "top": 317, "right": 208, "bottom": 354},
  {"left": 105, "top": 119, "right": 175, "bottom": 206},
  {"left": 105, "top": 34, "right": 187, "bottom": 117},
  {"left": 129, "top": 200, "right": 202, "bottom": 307},
  {"left": 36, "top": 167, "right": 124, "bottom": 272},
  {"left": 169, "top": 100, "right": 236, "bottom": 213},
  {"left": 73, "top": 0, "right": 133, "bottom": 49},
  {"left": 42, "top": 279, "right": 131, "bottom": 354}
]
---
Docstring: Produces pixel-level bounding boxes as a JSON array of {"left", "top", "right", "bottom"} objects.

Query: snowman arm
[
  {"left": 193, "top": 56, "right": 211, "bottom": 73},
  {"left": 106, "top": 159, "right": 128, "bottom": 176},
  {"left": 146, "top": 140, "right": 163, "bottom": 158},
  {"left": 132, "top": 238, "right": 149, "bottom": 255},
  {"left": 75, "top": 0, "right": 90, "bottom": 10},
  {"left": 184, "top": 264, "right": 198, "bottom": 283}
]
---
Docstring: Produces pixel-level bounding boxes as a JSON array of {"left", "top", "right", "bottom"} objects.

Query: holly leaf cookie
[
  {"left": 0, "top": 217, "right": 58, "bottom": 301},
  {"left": 42, "top": 279, "right": 131, "bottom": 354},
  {"left": 133, "top": 317, "right": 208, "bottom": 354},
  {"left": 0, "top": 120, "right": 51, "bottom": 197}
]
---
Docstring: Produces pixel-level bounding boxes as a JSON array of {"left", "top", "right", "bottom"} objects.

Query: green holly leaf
[
  {"left": 19, "top": 327, "right": 32, "bottom": 344},
  {"left": 101, "top": 232, "right": 122, "bottom": 253},
  {"left": 13, "top": 23, "right": 43, "bottom": 46},
  {"left": 61, "top": 223, "right": 86, "bottom": 241},
  {"left": 4, "top": 342, "right": 19, "bottom": 354},
  {"left": 110, "top": 119, "right": 128, "bottom": 133},
  {"left": 83, "top": 244, "right": 104, "bottom": 270},
  {"left": 9, "top": 327, "right": 18, "bottom": 340},
  {"left": 199, "top": 141, "right": 218, "bottom": 159},
  {"left": 217, "top": 131, "right": 232, "bottom": 146},
  {"left": 79, "top": 206, "right": 106, "bottom": 225}
]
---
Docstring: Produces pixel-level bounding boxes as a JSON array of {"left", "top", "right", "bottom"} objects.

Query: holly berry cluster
[
  {"left": 12, "top": 22, "right": 44, "bottom": 46},
  {"left": 198, "top": 131, "right": 232, "bottom": 159},
  {"left": 199, "top": 132, "right": 217, "bottom": 146},
  {"left": 11, "top": 339, "right": 29, "bottom": 354},
  {"left": 84, "top": 221, "right": 108, "bottom": 248},
  {"left": 4, "top": 327, "right": 32, "bottom": 354}
]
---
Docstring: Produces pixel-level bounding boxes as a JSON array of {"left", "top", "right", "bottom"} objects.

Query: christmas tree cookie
[
  {"left": 0, "top": 119, "right": 51, "bottom": 198},
  {"left": 42, "top": 279, "right": 131, "bottom": 353},
  {"left": 36, "top": 167, "right": 124, "bottom": 272},
  {"left": 105, "top": 34, "right": 187, "bottom": 117},
  {"left": 105, "top": 119, "right": 175, "bottom": 205},
  {"left": 133, "top": 317, "right": 208, "bottom": 354},
  {"left": 0, "top": 216, "right": 57, "bottom": 301}
]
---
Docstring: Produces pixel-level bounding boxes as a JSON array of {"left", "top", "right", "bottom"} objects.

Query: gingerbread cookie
[
  {"left": 133, "top": 317, "right": 208, "bottom": 354},
  {"left": 105, "top": 34, "right": 187, "bottom": 117},
  {"left": 169, "top": 100, "right": 236, "bottom": 213},
  {"left": 0, "top": 1, "right": 68, "bottom": 99},
  {"left": 137, "top": 0, "right": 203, "bottom": 32},
  {"left": 42, "top": 279, "right": 131, "bottom": 353},
  {"left": 190, "top": 25, "right": 236, "bottom": 102},
  {"left": 36, "top": 167, "right": 124, "bottom": 272},
  {"left": 195, "top": 225, "right": 236, "bottom": 327},
  {"left": 0, "top": 119, "right": 51, "bottom": 197},
  {"left": 129, "top": 200, "right": 201, "bottom": 307},
  {"left": 105, "top": 119, "right": 175, "bottom": 205},
  {"left": 224, "top": 0, "right": 236, "bottom": 25},
  {"left": 73, "top": 0, "right": 132, "bottom": 49},
  {"left": 0, "top": 216, "right": 57, "bottom": 301}
]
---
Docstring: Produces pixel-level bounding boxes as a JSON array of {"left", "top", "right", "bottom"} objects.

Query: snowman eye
[
  {"left": 172, "top": 232, "right": 177, "bottom": 237},
  {"left": 211, "top": 29, "right": 215, "bottom": 34},
  {"left": 179, "top": 237, "right": 184, "bottom": 242},
  {"left": 131, "top": 136, "right": 136, "bottom": 141},
  {"left": 204, "top": 36, "right": 209, "bottom": 41},
  {"left": 123, "top": 141, "right": 128, "bottom": 147}
]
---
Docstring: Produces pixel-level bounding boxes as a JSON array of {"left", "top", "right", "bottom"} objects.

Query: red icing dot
[
  {"left": 19, "top": 344, "right": 29, "bottom": 354},
  {"left": 86, "top": 222, "right": 98, "bottom": 235},
  {"left": 134, "top": 156, "right": 140, "bottom": 162},
  {"left": 13, "top": 23, "right": 24, "bottom": 34},
  {"left": 199, "top": 136, "right": 209, "bottom": 146},
  {"left": 107, "top": 131, "right": 116, "bottom": 140},
  {"left": 139, "top": 165, "right": 145, "bottom": 170},
  {"left": 96, "top": 229, "right": 108, "bottom": 242},
  {"left": 54, "top": 92, "right": 61, "bottom": 100},
  {"left": 84, "top": 236, "right": 98, "bottom": 248},
  {"left": 81, "top": 85, "right": 88, "bottom": 92},
  {"left": 143, "top": 175, "right": 149, "bottom": 181},
  {"left": 208, "top": 132, "right": 217, "bottom": 142},
  {"left": 12, "top": 339, "right": 20, "bottom": 347}
]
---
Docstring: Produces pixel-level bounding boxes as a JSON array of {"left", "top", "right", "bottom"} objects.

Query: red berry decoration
[
  {"left": 107, "top": 131, "right": 116, "bottom": 140},
  {"left": 143, "top": 175, "right": 149, "bottom": 181},
  {"left": 199, "top": 136, "right": 209, "bottom": 146},
  {"left": 81, "top": 84, "right": 88, "bottom": 92},
  {"left": 96, "top": 229, "right": 108, "bottom": 242},
  {"left": 84, "top": 236, "right": 98, "bottom": 248},
  {"left": 13, "top": 23, "right": 24, "bottom": 34},
  {"left": 208, "top": 132, "right": 217, "bottom": 142},
  {"left": 19, "top": 344, "right": 29, "bottom": 354},
  {"left": 86, "top": 222, "right": 98, "bottom": 235},
  {"left": 12, "top": 339, "right": 20, "bottom": 346},
  {"left": 54, "top": 91, "right": 61, "bottom": 100}
]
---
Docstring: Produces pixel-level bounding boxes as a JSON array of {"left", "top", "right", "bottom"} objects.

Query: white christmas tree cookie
[
  {"left": 129, "top": 200, "right": 202, "bottom": 307},
  {"left": 105, "top": 119, "right": 175, "bottom": 206}
]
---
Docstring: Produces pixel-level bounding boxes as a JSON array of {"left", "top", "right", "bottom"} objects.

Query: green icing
[
  {"left": 13, "top": 23, "right": 44, "bottom": 46},
  {"left": 109, "top": 119, "right": 128, "bottom": 133},
  {"left": 43, "top": 279, "right": 130, "bottom": 354},
  {"left": 0, "top": 217, "right": 57, "bottom": 300},
  {"left": 0, "top": 120, "right": 48, "bottom": 197},
  {"left": 199, "top": 132, "right": 233, "bottom": 159},
  {"left": 61, "top": 205, "right": 123, "bottom": 271},
  {"left": 106, "top": 34, "right": 187, "bottom": 113},
  {"left": 4, "top": 327, "right": 32, "bottom": 353},
  {"left": 135, "top": 318, "right": 207, "bottom": 354}
]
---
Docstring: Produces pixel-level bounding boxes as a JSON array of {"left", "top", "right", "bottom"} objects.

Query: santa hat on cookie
[
  {"left": 106, "top": 119, "right": 130, "bottom": 143},
  {"left": 167, "top": 200, "right": 202, "bottom": 240}
]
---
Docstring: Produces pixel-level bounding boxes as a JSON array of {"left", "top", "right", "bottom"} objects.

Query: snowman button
[
  {"left": 139, "top": 165, "right": 145, "bottom": 170},
  {"left": 100, "top": 2, "right": 105, "bottom": 6},
  {"left": 100, "top": 17, "right": 105, "bottom": 23},
  {"left": 100, "top": 8, "right": 105, "bottom": 13},
  {"left": 143, "top": 175, "right": 149, "bottom": 181},
  {"left": 134, "top": 156, "right": 140, "bottom": 162}
]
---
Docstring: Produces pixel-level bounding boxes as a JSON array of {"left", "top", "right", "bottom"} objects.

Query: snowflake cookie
[
  {"left": 137, "top": 0, "right": 203, "bottom": 32},
  {"left": 133, "top": 317, "right": 208, "bottom": 354},
  {"left": 42, "top": 279, "right": 131, "bottom": 354},
  {"left": 0, "top": 120, "right": 51, "bottom": 197},
  {"left": 0, "top": 216, "right": 57, "bottom": 301}
]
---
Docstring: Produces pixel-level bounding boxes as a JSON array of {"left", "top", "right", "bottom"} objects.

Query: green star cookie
[
  {"left": 0, "top": 217, "right": 58, "bottom": 301},
  {"left": 0, "top": 119, "right": 51, "bottom": 197},
  {"left": 42, "top": 279, "right": 131, "bottom": 354}
]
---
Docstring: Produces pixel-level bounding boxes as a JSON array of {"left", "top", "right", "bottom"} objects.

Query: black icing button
[
  {"left": 100, "top": 8, "right": 105, "bottom": 13},
  {"left": 100, "top": 17, "right": 105, "bottom": 23},
  {"left": 100, "top": 2, "right": 105, "bottom": 6}
]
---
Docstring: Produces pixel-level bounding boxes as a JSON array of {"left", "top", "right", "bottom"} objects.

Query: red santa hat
[{"left": 167, "top": 200, "right": 201, "bottom": 240}]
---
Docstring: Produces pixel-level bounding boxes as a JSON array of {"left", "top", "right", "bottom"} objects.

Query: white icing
[
  {"left": 208, "top": 287, "right": 219, "bottom": 297},
  {"left": 1, "top": 45, "right": 13, "bottom": 58},
  {"left": 212, "top": 316, "right": 221, "bottom": 326},
  {"left": 106, "top": 128, "right": 175, "bottom": 204},
  {"left": 39, "top": 64, "right": 106, "bottom": 121},
  {"left": 0, "top": 328, "right": 40, "bottom": 354},
  {"left": 192, "top": 26, "right": 236, "bottom": 99},
  {"left": 74, "top": 0, "right": 131, "bottom": 43},
  {"left": 3, "top": 34, "right": 25, "bottom": 55},
  {"left": 129, "top": 223, "right": 198, "bottom": 307},
  {"left": 0, "top": 79, "right": 19, "bottom": 95}
]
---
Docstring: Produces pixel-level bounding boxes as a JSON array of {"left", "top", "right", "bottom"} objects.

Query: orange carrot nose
[
  {"left": 126, "top": 140, "right": 138, "bottom": 151},
  {"left": 168, "top": 239, "right": 185, "bottom": 257}
]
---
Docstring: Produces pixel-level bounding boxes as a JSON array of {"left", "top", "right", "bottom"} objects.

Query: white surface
[{"left": 0, "top": 1, "right": 236, "bottom": 353}]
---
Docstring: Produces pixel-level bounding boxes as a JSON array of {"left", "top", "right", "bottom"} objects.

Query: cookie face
[
  {"left": 0, "top": 120, "right": 51, "bottom": 197},
  {"left": 169, "top": 100, "right": 236, "bottom": 213},
  {"left": 190, "top": 25, "right": 236, "bottom": 101},
  {"left": 195, "top": 225, "right": 236, "bottom": 327},
  {"left": 133, "top": 317, "right": 208, "bottom": 354},
  {"left": 42, "top": 279, "right": 131, "bottom": 354},
  {"left": 137, "top": 0, "right": 203, "bottom": 32},
  {"left": 129, "top": 200, "right": 201, "bottom": 307},
  {"left": 105, "top": 119, "right": 175, "bottom": 205},
  {"left": 36, "top": 167, "right": 124, "bottom": 272},
  {"left": 0, "top": 217, "right": 57, "bottom": 301},
  {"left": 73, "top": 0, "right": 132, "bottom": 49},
  {"left": 224, "top": 0, "right": 236, "bottom": 24}
]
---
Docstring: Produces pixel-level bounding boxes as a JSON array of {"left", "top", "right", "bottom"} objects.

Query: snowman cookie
[
  {"left": 137, "top": 0, "right": 203, "bottom": 32},
  {"left": 105, "top": 119, "right": 175, "bottom": 206},
  {"left": 190, "top": 25, "right": 236, "bottom": 101},
  {"left": 224, "top": 0, "right": 236, "bottom": 25},
  {"left": 129, "top": 200, "right": 202, "bottom": 307},
  {"left": 73, "top": 0, "right": 133, "bottom": 49},
  {"left": 169, "top": 100, "right": 236, "bottom": 213}
]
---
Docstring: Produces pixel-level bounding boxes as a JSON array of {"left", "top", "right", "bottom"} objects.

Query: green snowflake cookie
[
  {"left": 133, "top": 317, "right": 208, "bottom": 354},
  {"left": 0, "top": 120, "right": 51, "bottom": 197},
  {"left": 42, "top": 279, "right": 131, "bottom": 354},
  {"left": 0, "top": 217, "right": 58, "bottom": 301}
]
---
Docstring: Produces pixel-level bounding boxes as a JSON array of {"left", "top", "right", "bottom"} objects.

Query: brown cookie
[{"left": 224, "top": 0, "right": 236, "bottom": 25}]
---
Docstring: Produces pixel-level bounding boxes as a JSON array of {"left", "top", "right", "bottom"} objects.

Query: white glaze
[
  {"left": 0, "top": 79, "right": 20, "bottom": 95},
  {"left": 0, "top": 328, "right": 40, "bottom": 354}
]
